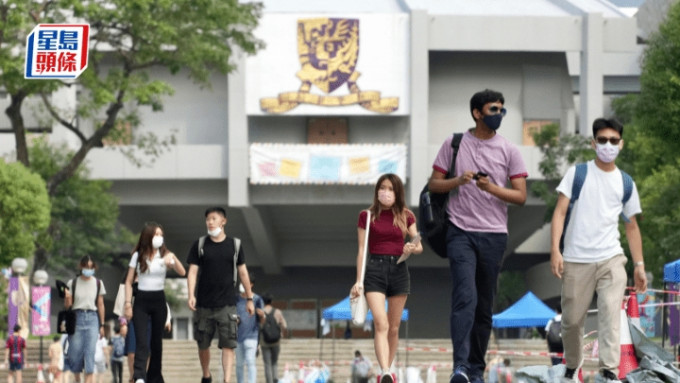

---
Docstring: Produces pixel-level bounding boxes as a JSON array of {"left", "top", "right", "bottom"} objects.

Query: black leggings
[
  {"left": 111, "top": 360, "right": 124, "bottom": 383},
  {"left": 132, "top": 290, "right": 167, "bottom": 383}
]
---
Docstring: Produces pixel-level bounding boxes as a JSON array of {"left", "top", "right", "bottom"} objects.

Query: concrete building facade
[{"left": 0, "top": 0, "right": 647, "bottom": 338}]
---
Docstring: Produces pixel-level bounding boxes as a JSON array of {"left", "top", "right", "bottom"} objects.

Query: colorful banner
[
  {"left": 250, "top": 143, "right": 407, "bottom": 185},
  {"left": 8, "top": 276, "right": 30, "bottom": 339},
  {"left": 31, "top": 286, "right": 51, "bottom": 336}
]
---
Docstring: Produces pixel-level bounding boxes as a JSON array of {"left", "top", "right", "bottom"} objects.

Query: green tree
[
  {"left": 0, "top": 159, "right": 51, "bottom": 266},
  {"left": 1, "top": 0, "right": 262, "bottom": 270},
  {"left": 28, "top": 137, "right": 135, "bottom": 274},
  {"left": 609, "top": 2, "right": 680, "bottom": 280},
  {"left": 529, "top": 124, "right": 593, "bottom": 222}
]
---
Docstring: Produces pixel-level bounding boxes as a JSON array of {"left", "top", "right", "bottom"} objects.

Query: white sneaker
[{"left": 135, "top": 380, "right": 145, "bottom": 383}]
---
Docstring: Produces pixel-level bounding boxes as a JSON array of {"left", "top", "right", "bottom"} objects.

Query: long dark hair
[
  {"left": 368, "top": 173, "right": 411, "bottom": 235},
  {"left": 132, "top": 222, "right": 169, "bottom": 273}
]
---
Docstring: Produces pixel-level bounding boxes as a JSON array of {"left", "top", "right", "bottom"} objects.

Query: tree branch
[
  {"left": 39, "top": 92, "right": 87, "bottom": 143},
  {"left": 47, "top": 89, "right": 126, "bottom": 196}
]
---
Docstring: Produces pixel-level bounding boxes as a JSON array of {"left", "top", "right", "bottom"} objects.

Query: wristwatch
[{"left": 246, "top": 297, "right": 253, "bottom": 301}]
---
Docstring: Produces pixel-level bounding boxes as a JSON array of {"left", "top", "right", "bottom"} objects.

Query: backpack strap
[
  {"left": 198, "top": 235, "right": 207, "bottom": 257},
  {"left": 620, "top": 170, "right": 634, "bottom": 223},
  {"left": 447, "top": 133, "right": 464, "bottom": 178},
  {"left": 570, "top": 163, "right": 588, "bottom": 202},
  {"left": 560, "top": 163, "right": 587, "bottom": 252},
  {"left": 233, "top": 237, "right": 241, "bottom": 287}
]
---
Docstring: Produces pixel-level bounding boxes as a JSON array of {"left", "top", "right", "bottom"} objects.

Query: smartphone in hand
[{"left": 473, "top": 171, "right": 488, "bottom": 180}]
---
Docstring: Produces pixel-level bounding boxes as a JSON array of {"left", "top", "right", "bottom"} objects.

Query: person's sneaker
[
  {"left": 469, "top": 374, "right": 484, "bottom": 383},
  {"left": 201, "top": 375, "right": 212, "bottom": 383},
  {"left": 594, "top": 369, "right": 621, "bottom": 383},
  {"left": 135, "top": 380, "right": 145, "bottom": 383},
  {"left": 450, "top": 366, "right": 470, "bottom": 383},
  {"left": 380, "top": 373, "right": 395, "bottom": 383}
]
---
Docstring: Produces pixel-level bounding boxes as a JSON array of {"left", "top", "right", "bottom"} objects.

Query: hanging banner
[
  {"left": 8, "top": 276, "right": 30, "bottom": 339},
  {"left": 250, "top": 143, "right": 407, "bottom": 185},
  {"left": 246, "top": 13, "right": 409, "bottom": 116},
  {"left": 31, "top": 286, "right": 51, "bottom": 336}
]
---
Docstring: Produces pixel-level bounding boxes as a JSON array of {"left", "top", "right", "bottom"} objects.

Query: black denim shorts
[{"left": 364, "top": 254, "right": 410, "bottom": 297}]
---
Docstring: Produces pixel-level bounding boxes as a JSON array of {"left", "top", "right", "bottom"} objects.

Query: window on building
[{"left": 307, "top": 118, "right": 348, "bottom": 144}]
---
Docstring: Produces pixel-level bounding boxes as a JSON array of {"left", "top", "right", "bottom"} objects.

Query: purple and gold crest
[
  {"left": 297, "top": 18, "right": 359, "bottom": 94},
  {"left": 260, "top": 17, "right": 398, "bottom": 114}
]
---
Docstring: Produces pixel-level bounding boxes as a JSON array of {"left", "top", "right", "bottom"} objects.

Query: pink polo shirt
[{"left": 432, "top": 130, "right": 528, "bottom": 233}]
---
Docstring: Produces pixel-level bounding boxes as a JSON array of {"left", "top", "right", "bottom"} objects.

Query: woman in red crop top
[{"left": 351, "top": 173, "right": 423, "bottom": 383}]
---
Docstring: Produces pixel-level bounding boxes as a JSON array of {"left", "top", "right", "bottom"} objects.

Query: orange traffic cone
[
  {"left": 618, "top": 298, "right": 639, "bottom": 379},
  {"left": 36, "top": 364, "right": 46, "bottom": 383},
  {"left": 627, "top": 293, "right": 642, "bottom": 330}
]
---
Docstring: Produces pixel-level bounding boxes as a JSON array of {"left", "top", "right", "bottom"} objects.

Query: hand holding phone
[{"left": 473, "top": 171, "right": 488, "bottom": 180}]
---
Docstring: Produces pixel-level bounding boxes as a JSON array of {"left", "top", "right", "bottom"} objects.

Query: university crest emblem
[{"left": 260, "top": 18, "right": 399, "bottom": 114}]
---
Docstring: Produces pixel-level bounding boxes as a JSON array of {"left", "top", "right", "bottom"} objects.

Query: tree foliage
[
  {"left": 529, "top": 124, "right": 593, "bottom": 222},
  {"left": 610, "top": 2, "right": 680, "bottom": 281},
  {"left": 0, "top": 159, "right": 51, "bottom": 266},
  {"left": 1, "top": 0, "right": 262, "bottom": 270},
  {"left": 28, "top": 137, "right": 135, "bottom": 275}
]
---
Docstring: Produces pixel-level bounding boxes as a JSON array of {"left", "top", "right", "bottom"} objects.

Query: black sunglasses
[
  {"left": 488, "top": 106, "right": 507, "bottom": 116},
  {"left": 595, "top": 136, "right": 621, "bottom": 145}
]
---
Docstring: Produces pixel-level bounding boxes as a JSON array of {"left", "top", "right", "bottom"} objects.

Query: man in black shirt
[{"left": 187, "top": 207, "right": 256, "bottom": 383}]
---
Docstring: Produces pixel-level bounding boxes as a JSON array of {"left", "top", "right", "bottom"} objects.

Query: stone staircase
[{"left": 0, "top": 338, "right": 631, "bottom": 383}]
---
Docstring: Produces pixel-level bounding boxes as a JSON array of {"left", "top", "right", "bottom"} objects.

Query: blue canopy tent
[
  {"left": 662, "top": 259, "right": 680, "bottom": 348},
  {"left": 492, "top": 291, "right": 556, "bottom": 328},
  {"left": 320, "top": 296, "right": 410, "bottom": 367},
  {"left": 322, "top": 296, "right": 410, "bottom": 321}
]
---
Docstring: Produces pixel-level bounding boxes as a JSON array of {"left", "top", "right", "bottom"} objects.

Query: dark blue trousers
[{"left": 447, "top": 223, "right": 507, "bottom": 377}]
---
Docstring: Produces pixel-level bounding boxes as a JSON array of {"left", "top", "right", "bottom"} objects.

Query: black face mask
[{"left": 483, "top": 114, "right": 503, "bottom": 131}]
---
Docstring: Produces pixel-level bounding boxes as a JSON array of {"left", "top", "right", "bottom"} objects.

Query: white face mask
[
  {"left": 152, "top": 236, "right": 164, "bottom": 249},
  {"left": 378, "top": 190, "right": 395, "bottom": 207},
  {"left": 595, "top": 142, "right": 620, "bottom": 163},
  {"left": 239, "top": 283, "right": 245, "bottom": 294},
  {"left": 207, "top": 227, "right": 222, "bottom": 237}
]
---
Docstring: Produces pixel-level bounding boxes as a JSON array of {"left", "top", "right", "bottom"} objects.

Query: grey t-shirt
[{"left": 67, "top": 277, "right": 106, "bottom": 311}]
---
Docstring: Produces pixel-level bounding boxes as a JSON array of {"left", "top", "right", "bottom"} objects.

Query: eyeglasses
[
  {"left": 595, "top": 136, "right": 621, "bottom": 145},
  {"left": 488, "top": 106, "right": 507, "bottom": 116}
]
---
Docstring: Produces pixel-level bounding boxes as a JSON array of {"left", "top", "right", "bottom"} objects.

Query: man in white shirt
[{"left": 550, "top": 118, "right": 647, "bottom": 383}]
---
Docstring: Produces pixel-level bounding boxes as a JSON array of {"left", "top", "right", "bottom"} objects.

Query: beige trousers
[{"left": 561, "top": 254, "right": 628, "bottom": 374}]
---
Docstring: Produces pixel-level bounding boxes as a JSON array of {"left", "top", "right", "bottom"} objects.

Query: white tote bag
[
  {"left": 112, "top": 283, "right": 126, "bottom": 316},
  {"left": 350, "top": 210, "right": 370, "bottom": 326}
]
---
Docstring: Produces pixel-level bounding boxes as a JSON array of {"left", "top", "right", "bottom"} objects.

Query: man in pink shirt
[{"left": 428, "top": 89, "right": 528, "bottom": 383}]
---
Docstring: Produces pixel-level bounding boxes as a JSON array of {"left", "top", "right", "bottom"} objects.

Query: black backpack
[
  {"left": 261, "top": 309, "right": 282, "bottom": 343},
  {"left": 418, "top": 133, "right": 463, "bottom": 258}
]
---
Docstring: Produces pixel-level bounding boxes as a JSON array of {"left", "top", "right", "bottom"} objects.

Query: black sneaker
[
  {"left": 201, "top": 375, "right": 212, "bottom": 383},
  {"left": 560, "top": 368, "right": 576, "bottom": 383},
  {"left": 450, "top": 366, "right": 470, "bottom": 383},
  {"left": 594, "top": 369, "right": 621, "bottom": 383},
  {"left": 380, "top": 373, "right": 394, "bottom": 383}
]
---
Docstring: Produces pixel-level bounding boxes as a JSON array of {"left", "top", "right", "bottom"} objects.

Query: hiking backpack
[
  {"left": 261, "top": 309, "right": 282, "bottom": 343},
  {"left": 560, "top": 163, "right": 634, "bottom": 251}
]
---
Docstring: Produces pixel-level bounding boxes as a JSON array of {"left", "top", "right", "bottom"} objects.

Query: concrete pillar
[
  {"left": 228, "top": 52, "right": 249, "bottom": 207},
  {"left": 409, "top": 9, "right": 430, "bottom": 206},
  {"left": 579, "top": 12, "right": 604, "bottom": 136}
]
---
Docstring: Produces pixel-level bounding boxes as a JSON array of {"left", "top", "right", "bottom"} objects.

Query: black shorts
[{"left": 364, "top": 254, "right": 410, "bottom": 297}]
